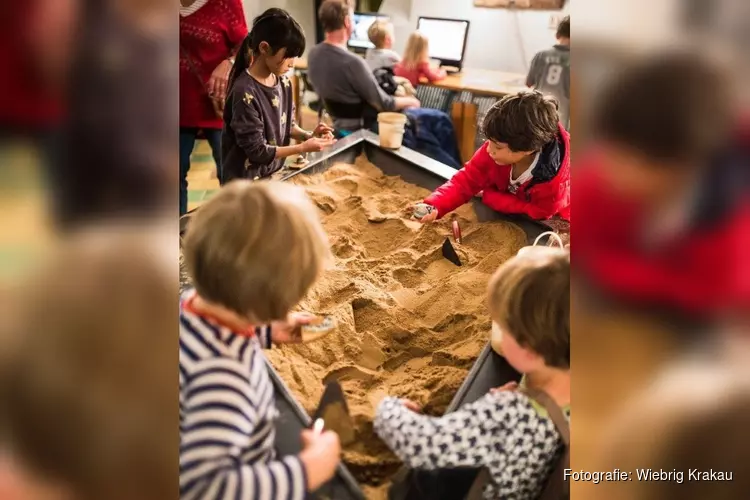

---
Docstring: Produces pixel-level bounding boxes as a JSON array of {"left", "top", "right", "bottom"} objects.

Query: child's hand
[
  {"left": 420, "top": 210, "right": 438, "bottom": 223},
  {"left": 490, "top": 381, "right": 519, "bottom": 394},
  {"left": 407, "top": 202, "right": 438, "bottom": 222},
  {"left": 270, "top": 312, "right": 318, "bottom": 344},
  {"left": 300, "top": 429, "right": 341, "bottom": 491},
  {"left": 401, "top": 399, "right": 421, "bottom": 412},
  {"left": 301, "top": 136, "right": 336, "bottom": 153},
  {"left": 312, "top": 123, "right": 335, "bottom": 139}
]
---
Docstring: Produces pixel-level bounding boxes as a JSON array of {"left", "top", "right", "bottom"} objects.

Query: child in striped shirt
[{"left": 180, "top": 180, "right": 340, "bottom": 499}]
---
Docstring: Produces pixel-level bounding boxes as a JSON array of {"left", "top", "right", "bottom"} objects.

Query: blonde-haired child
[
  {"left": 394, "top": 31, "right": 446, "bottom": 86},
  {"left": 180, "top": 180, "right": 341, "bottom": 499},
  {"left": 375, "top": 246, "right": 570, "bottom": 498},
  {"left": 365, "top": 19, "right": 401, "bottom": 71}
]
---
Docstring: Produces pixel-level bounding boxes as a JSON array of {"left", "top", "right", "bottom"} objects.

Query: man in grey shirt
[
  {"left": 308, "top": 1, "right": 419, "bottom": 132},
  {"left": 527, "top": 16, "right": 570, "bottom": 130}
]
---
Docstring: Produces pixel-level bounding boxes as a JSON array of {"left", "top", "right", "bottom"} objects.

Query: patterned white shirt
[{"left": 375, "top": 391, "right": 569, "bottom": 499}]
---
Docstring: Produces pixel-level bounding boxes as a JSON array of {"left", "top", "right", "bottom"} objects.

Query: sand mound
[{"left": 265, "top": 156, "right": 526, "bottom": 487}]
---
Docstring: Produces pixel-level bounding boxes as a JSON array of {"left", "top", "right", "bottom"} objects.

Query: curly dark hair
[
  {"left": 593, "top": 51, "right": 732, "bottom": 164},
  {"left": 482, "top": 90, "right": 560, "bottom": 152}
]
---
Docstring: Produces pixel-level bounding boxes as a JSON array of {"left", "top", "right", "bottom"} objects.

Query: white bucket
[{"left": 377, "top": 112, "right": 407, "bottom": 149}]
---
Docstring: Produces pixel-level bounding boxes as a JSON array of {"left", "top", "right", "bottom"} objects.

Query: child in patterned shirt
[
  {"left": 222, "top": 8, "right": 335, "bottom": 184},
  {"left": 375, "top": 246, "right": 570, "bottom": 499}
]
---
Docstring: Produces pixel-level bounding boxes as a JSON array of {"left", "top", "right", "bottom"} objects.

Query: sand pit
[{"left": 265, "top": 156, "right": 527, "bottom": 489}]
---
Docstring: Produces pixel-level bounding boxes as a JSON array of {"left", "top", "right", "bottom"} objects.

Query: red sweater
[
  {"left": 575, "top": 147, "right": 750, "bottom": 317},
  {"left": 180, "top": 0, "right": 247, "bottom": 129},
  {"left": 394, "top": 61, "right": 446, "bottom": 87},
  {"left": 0, "top": 1, "right": 63, "bottom": 128},
  {"left": 425, "top": 123, "right": 571, "bottom": 221}
]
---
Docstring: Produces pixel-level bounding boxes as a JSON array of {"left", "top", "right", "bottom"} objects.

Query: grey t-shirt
[
  {"left": 307, "top": 42, "right": 396, "bottom": 131},
  {"left": 527, "top": 44, "right": 570, "bottom": 129},
  {"left": 365, "top": 48, "right": 401, "bottom": 71}
]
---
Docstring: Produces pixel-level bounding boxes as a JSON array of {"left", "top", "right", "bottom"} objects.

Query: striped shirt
[{"left": 179, "top": 292, "right": 307, "bottom": 499}]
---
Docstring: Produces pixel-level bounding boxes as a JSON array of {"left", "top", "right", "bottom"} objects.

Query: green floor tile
[
  {"left": 204, "top": 189, "right": 220, "bottom": 202},
  {"left": 187, "top": 190, "right": 206, "bottom": 203},
  {"left": 191, "top": 154, "right": 215, "bottom": 163}
]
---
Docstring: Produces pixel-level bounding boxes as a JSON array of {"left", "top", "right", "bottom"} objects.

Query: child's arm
[
  {"left": 180, "top": 358, "right": 338, "bottom": 498},
  {"left": 424, "top": 143, "right": 493, "bottom": 218},
  {"left": 374, "top": 393, "right": 514, "bottom": 470},
  {"left": 418, "top": 61, "right": 446, "bottom": 82},
  {"left": 229, "top": 88, "right": 331, "bottom": 162}
]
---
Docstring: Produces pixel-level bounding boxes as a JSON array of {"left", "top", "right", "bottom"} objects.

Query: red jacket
[
  {"left": 575, "top": 146, "right": 750, "bottom": 318},
  {"left": 0, "top": 1, "right": 63, "bottom": 128},
  {"left": 425, "top": 123, "right": 571, "bottom": 221}
]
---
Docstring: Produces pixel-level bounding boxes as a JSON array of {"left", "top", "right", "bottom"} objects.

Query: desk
[{"left": 292, "top": 59, "right": 527, "bottom": 162}]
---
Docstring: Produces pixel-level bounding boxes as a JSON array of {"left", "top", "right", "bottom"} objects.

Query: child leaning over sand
[
  {"left": 365, "top": 20, "right": 401, "bottom": 71},
  {"left": 414, "top": 90, "right": 570, "bottom": 222},
  {"left": 374, "top": 246, "right": 570, "bottom": 499},
  {"left": 180, "top": 181, "right": 340, "bottom": 499}
]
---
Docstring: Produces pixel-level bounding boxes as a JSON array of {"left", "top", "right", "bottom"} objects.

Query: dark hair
[
  {"left": 593, "top": 51, "right": 732, "bottom": 164},
  {"left": 228, "top": 8, "right": 305, "bottom": 88},
  {"left": 318, "top": 0, "right": 351, "bottom": 33},
  {"left": 556, "top": 15, "right": 570, "bottom": 39},
  {"left": 482, "top": 90, "right": 560, "bottom": 152}
]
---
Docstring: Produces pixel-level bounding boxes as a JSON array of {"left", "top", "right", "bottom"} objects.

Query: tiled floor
[{"left": 186, "top": 140, "right": 221, "bottom": 212}]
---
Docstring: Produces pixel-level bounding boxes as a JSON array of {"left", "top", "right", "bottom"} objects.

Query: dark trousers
[{"left": 179, "top": 127, "right": 221, "bottom": 216}]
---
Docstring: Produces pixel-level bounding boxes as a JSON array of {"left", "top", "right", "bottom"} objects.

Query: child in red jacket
[
  {"left": 575, "top": 51, "right": 750, "bottom": 318},
  {"left": 416, "top": 90, "right": 570, "bottom": 222}
]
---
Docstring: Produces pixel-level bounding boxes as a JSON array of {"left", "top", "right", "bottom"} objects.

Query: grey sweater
[{"left": 307, "top": 43, "right": 396, "bottom": 131}]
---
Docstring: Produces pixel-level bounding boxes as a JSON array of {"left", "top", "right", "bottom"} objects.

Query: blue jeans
[{"left": 179, "top": 128, "right": 221, "bottom": 216}]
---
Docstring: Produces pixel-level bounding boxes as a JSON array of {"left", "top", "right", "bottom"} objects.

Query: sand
[{"left": 265, "top": 156, "right": 527, "bottom": 487}]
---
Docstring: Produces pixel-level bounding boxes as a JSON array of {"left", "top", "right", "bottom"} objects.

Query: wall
[
  {"left": 383, "top": 0, "right": 569, "bottom": 74},
  {"left": 243, "top": 0, "right": 566, "bottom": 73},
  {"left": 242, "top": 0, "right": 316, "bottom": 56}
]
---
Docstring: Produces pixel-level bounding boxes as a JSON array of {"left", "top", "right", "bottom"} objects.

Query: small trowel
[
  {"left": 312, "top": 381, "right": 356, "bottom": 446},
  {"left": 442, "top": 238, "right": 462, "bottom": 267}
]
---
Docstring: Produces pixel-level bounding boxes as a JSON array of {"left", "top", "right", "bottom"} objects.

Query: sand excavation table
[
  {"left": 265, "top": 132, "right": 553, "bottom": 492},
  {"left": 179, "top": 131, "right": 550, "bottom": 498}
]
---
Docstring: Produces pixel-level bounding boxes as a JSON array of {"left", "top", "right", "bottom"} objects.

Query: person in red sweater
[
  {"left": 394, "top": 31, "right": 446, "bottom": 87},
  {"left": 180, "top": 0, "right": 248, "bottom": 216},
  {"left": 575, "top": 52, "right": 750, "bottom": 319},
  {"left": 416, "top": 90, "right": 570, "bottom": 222}
]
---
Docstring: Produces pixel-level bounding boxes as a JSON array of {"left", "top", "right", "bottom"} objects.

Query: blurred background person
[
  {"left": 0, "top": 231, "right": 177, "bottom": 500},
  {"left": 593, "top": 341, "right": 750, "bottom": 500},
  {"left": 179, "top": 0, "right": 248, "bottom": 216}
]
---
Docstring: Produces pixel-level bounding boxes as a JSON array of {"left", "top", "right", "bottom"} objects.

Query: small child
[
  {"left": 527, "top": 16, "right": 570, "bottom": 129},
  {"left": 222, "top": 8, "right": 335, "bottom": 184},
  {"left": 416, "top": 90, "right": 570, "bottom": 222},
  {"left": 180, "top": 181, "right": 341, "bottom": 498},
  {"left": 374, "top": 246, "right": 570, "bottom": 499},
  {"left": 365, "top": 20, "right": 401, "bottom": 71},
  {"left": 394, "top": 31, "right": 447, "bottom": 87}
]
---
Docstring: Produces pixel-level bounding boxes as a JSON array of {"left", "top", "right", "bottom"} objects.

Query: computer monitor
[
  {"left": 416, "top": 17, "right": 470, "bottom": 71},
  {"left": 348, "top": 12, "right": 390, "bottom": 52}
]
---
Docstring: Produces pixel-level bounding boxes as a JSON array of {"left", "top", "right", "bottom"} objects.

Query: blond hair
[
  {"left": 402, "top": 31, "right": 430, "bottom": 70},
  {"left": 183, "top": 180, "right": 331, "bottom": 323},
  {"left": 1, "top": 232, "right": 177, "bottom": 500},
  {"left": 367, "top": 20, "right": 391, "bottom": 49},
  {"left": 487, "top": 246, "right": 569, "bottom": 368}
]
